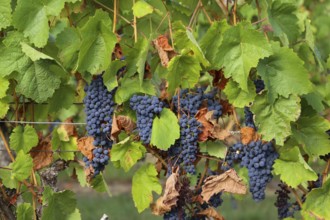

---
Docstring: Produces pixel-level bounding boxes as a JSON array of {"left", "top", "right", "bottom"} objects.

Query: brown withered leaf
[
  {"left": 212, "top": 124, "right": 231, "bottom": 140},
  {"left": 209, "top": 70, "right": 228, "bottom": 90},
  {"left": 198, "top": 207, "right": 225, "bottom": 220},
  {"left": 30, "top": 137, "right": 53, "bottom": 170},
  {"left": 196, "top": 108, "right": 214, "bottom": 142},
  {"left": 201, "top": 169, "right": 247, "bottom": 202},
  {"left": 220, "top": 99, "right": 233, "bottom": 115},
  {"left": 77, "top": 136, "right": 95, "bottom": 160},
  {"left": 111, "top": 115, "right": 136, "bottom": 140},
  {"left": 153, "top": 35, "right": 174, "bottom": 67},
  {"left": 240, "top": 127, "right": 260, "bottom": 145},
  {"left": 59, "top": 118, "right": 77, "bottom": 137},
  {"left": 152, "top": 168, "right": 181, "bottom": 215}
]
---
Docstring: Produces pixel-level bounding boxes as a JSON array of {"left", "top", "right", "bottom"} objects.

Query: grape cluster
[
  {"left": 164, "top": 208, "right": 187, "bottom": 220},
  {"left": 208, "top": 192, "right": 223, "bottom": 207},
  {"left": 240, "top": 141, "right": 278, "bottom": 201},
  {"left": 203, "top": 89, "right": 223, "bottom": 118},
  {"left": 83, "top": 76, "right": 116, "bottom": 174},
  {"left": 221, "top": 142, "right": 245, "bottom": 170},
  {"left": 179, "top": 115, "right": 201, "bottom": 174},
  {"left": 244, "top": 107, "right": 256, "bottom": 129},
  {"left": 254, "top": 79, "right": 265, "bottom": 93},
  {"left": 274, "top": 183, "right": 295, "bottom": 219},
  {"left": 130, "top": 95, "right": 164, "bottom": 144}
]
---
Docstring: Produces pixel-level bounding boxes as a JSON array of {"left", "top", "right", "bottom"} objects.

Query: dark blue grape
[
  {"left": 130, "top": 95, "right": 164, "bottom": 144},
  {"left": 275, "top": 183, "right": 295, "bottom": 219},
  {"left": 244, "top": 107, "right": 256, "bottom": 129},
  {"left": 254, "top": 79, "right": 265, "bottom": 93}
]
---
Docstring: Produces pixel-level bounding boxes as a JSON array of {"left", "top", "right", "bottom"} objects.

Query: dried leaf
[
  {"left": 212, "top": 124, "right": 231, "bottom": 140},
  {"left": 240, "top": 127, "right": 260, "bottom": 145},
  {"left": 198, "top": 207, "right": 225, "bottom": 220},
  {"left": 111, "top": 115, "right": 136, "bottom": 140},
  {"left": 30, "top": 137, "right": 53, "bottom": 170},
  {"left": 59, "top": 118, "right": 77, "bottom": 137},
  {"left": 152, "top": 168, "right": 181, "bottom": 215},
  {"left": 196, "top": 108, "right": 214, "bottom": 142},
  {"left": 153, "top": 35, "right": 174, "bottom": 67},
  {"left": 77, "top": 136, "right": 95, "bottom": 160},
  {"left": 220, "top": 99, "right": 233, "bottom": 115},
  {"left": 209, "top": 70, "right": 228, "bottom": 90},
  {"left": 156, "top": 35, "right": 174, "bottom": 51},
  {"left": 201, "top": 169, "right": 247, "bottom": 202}
]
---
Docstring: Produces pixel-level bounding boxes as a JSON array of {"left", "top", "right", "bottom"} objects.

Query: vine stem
[
  {"left": 145, "top": 145, "right": 167, "bottom": 167},
  {"left": 133, "top": 0, "right": 137, "bottom": 42},
  {"left": 168, "top": 14, "right": 174, "bottom": 50},
  {"left": 215, "top": 0, "right": 228, "bottom": 16},
  {"left": 290, "top": 188, "right": 303, "bottom": 208},
  {"left": 0, "top": 180, "right": 9, "bottom": 201},
  {"left": 188, "top": 0, "right": 201, "bottom": 29},
  {"left": 65, "top": 3, "right": 73, "bottom": 27},
  {"left": 298, "top": 185, "right": 308, "bottom": 195},
  {"left": 93, "top": 0, "right": 131, "bottom": 25},
  {"left": 322, "top": 159, "right": 330, "bottom": 184},
  {"left": 233, "top": 0, "right": 237, "bottom": 25},
  {"left": 232, "top": 108, "right": 241, "bottom": 128},
  {"left": 197, "top": 159, "right": 209, "bottom": 189},
  {"left": 112, "top": 0, "right": 117, "bottom": 33},
  {"left": 255, "top": 0, "right": 262, "bottom": 20},
  {"left": 200, "top": 2, "right": 212, "bottom": 24},
  {"left": 197, "top": 154, "right": 222, "bottom": 162}
]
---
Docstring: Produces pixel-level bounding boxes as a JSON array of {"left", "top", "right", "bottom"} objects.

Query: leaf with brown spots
[
  {"left": 152, "top": 168, "right": 181, "bottom": 215},
  {"left": 240, "top": 127, "right": 260, "bottom": 145},
  {"left": 57, "top": 118, "right": 78, "bottom": 141},
  {"left": 30, "top": 137, "right": 53, "bottom": 170},
  {"left": 77, "top": 136, "right": 95, "bottom": 160},
  {"left": 209, "top": 69, "right": 228, "bottom": 90},
  {"left": 201, "top": 169, "right": 247, "bottom": 202},
  {"left": 198, "top": 207, "right": 225, "bottom": 220}
]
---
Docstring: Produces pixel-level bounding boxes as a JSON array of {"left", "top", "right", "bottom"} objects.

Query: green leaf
[
  {"left": 273, "top": 146, "right": 317, "bottom": 188},
  {"left": 17, "top": 203, "right": 34, "bottom": 220},
  {"left": 77, "top": 10, "right": 117, "bottom": 74},
  {"left": 0, "top": 168, "right": 17, "bottom": 188},
  {"left": 215, "top": 22, "right": 272, "bottom": 91},
  {"left": 257, "top": 42, "right": 313, "bottom": 102},
  {"left": 199, "top": 20, "right": 230, "bottom": 68},
  {"left": 124, "top": 38, "right": 150, "bottom": 84},
  {"left": 150, "top": 108, "right": 180, "bottom": 150},
  {"left": 15, "top": 59, "right": 62, "bottom": 103},
  {"left": 132, "top": 1, "right": 153, "bottom": 18},
  {"left": 57, "top": 137, "right": 78, "bottom": 161},
  {"left": 11, "top": 150, "right": 33, "bottom": 182},
  {"left": 55, "top": 27, "right": 81, "bottom": 69},
  {"left": 21, "top": 42, "right": 54, "bottom": 61},
  {"left": 173, "top": 21, "right": 209, "bottom": 67},
  {"left": 251, "top": 94, "right": 301, "bottom": 145},
  {"left": 115, "top": 77, "right": 155, "bottom": 104},
  {"left": 166, "top": 53, "right": 201, "bottom": 95},
  {"left": 90, "top": 173, "right": 111, "bottom": 197},
  {"left": 0, "top": 46, "right": 30, "bottom": 77},
  {"left": 303, "top": 92, "right": 325, "bottom": 113},
  {"left": 69, "top": 163, "right": 87, "bottom": 187},
  {"left": 9, "top": 125, "right": 38, "bottom": 153},
  {"left": 302, "top": 179, "right": 330, "bottom": 220},
  {"left": 67, "top": 209, "right": 81, "bottom": 220},
  {"left": 199, "top": 141, "right": 227, "bottom": 158},
  {"left": 48, "top": 84, "right": 75, "bottom": 113},
  {"left": 292, "top": 115, "right": 330, "bottom": 157},
  {"left": 0, "top": 0, "right": 11, "bottom": 30},
  {"left": 0, "top": 99, "right": 9, "bottom": 118},
  {"left": 223, "top": 79, "right": 256, "bottom": 108},
  {"left": 0, "top": 77, "right": 9, "bottom": 98},
  {"left": 12, "top": 0, "right": 66, "bottom": 47},
  {"left": 42, "top": 189, "right": 77, "bottom": 220},
  {"left": 132, "top": 163, "right": 162, "bottom": 213},
  {"left": 111, "top": 137, "right": 146, "bottom": 172},
  {"left": 103, "top": 60, "right": 126, "bottom": 91},
  {"left": 268, "top": 0, "right": 300, "bottom": 45}
]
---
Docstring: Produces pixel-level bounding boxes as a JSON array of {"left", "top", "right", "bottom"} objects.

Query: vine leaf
[
  {"left": 199, "top": 141, "right": 227, "bottom": 159},
  {"left": 77, "top": 136, "right": 95, "bottom": 160},
  {"left": 103, "top": 60, "right": 126, "bottom": 92},
  {"left": 0, "top": 0, "right": 11, "bottom": 30},
  {"left": 153, "top": 35, "right": 174, "bottom": 67},
  {"left": 111, "top": 115, "right": 136, "bottom": 140},
  {"left": 201, "top": 169, "right": 247, "bottom": 202},
  {"left": 0, "top": 77, "right": 9, "bottom": 98},
  {"left": 251, "top": 94, "right": 301, "bottom": 145},
  {"left": 132, "top": 163, "right": 162, "bottom": 213},
  {"left": 257, "top": 42, "right": 313, "bottom": 103},
  {"left": 52, "top": 130, "right": 78, "bottom": 161},
  {"left": 123, "top": 38, "right": 150, "bottom": 84},
  {"left": 215, "top": 22, "right": 272, "bottom": 91},
  {"left": 77, "top": 9, "right": 117, "bottom": 75},
  {"left": 166, "top": 53, "right": 201, "bottom": 95},
  {"left": 0, "top": 168, "right": 16, "bottom": 188},
  {"left": 11, "top": 150, "right": 33, "bottom": 182},
  {"left": 17, "top": 203, "right": 34, "bottom": 220},
  {"left": 111, "top": 137, "right": 146, "bottom": 172},
  {"left": 152, "top": 168, "right": 181, "bottom": 215},
  {"left": 240, "top": 127, "right": 259, "bottom": 145},
  {"left": 199, "top": 20, "right": 229, "bottom": 68},
  {"left": 151, "top": 108, "right": 180, "bottom": 150},
  {"left": 268, "top": 0, "right": 300, "bottom": 46},
  {"left": 90, "top": 173, "right": 111, "bottom": 197},
  {"left": 41, "top": 187, "right": 78, "bottom": 220},
  {"left": 30, "top": 136, "right": 53, "bottom": 170},
  {"left": 48, "top": 84, "right": 76, "bottom": 113},
  {"left": 0, "top": 99, "right": 9, "bottom": 118},
  {"left": 21, "top": 42, "right": 53, "bottom": 61},
  {"left": 223, "top": 79, "right": 256, "bottom": 108},
  {"left": 12, "top": 0, "right": 67, "bottom": 47},
  {"left": 273, "top": 146, "right": 318, "bottom": 188},
  {"left": 292, "top": 115, "right": 330, "bottom": 157},
  {"left": 198, "top": 207, "right": 224, "bottom": 220},
  {"left": 132, "top": 1, "right": 154, "bottom": 18},
  {"left": 0, "top": 46, "right": 30, "bottom": 77},
  {"left": 9, "top": 125, "right": 39, "bottom": 154},
  {"left": 301, "top": 179, "right": 330, "bottom": 220}
]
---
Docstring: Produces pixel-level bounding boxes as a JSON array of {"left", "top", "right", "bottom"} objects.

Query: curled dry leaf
[
  {"left": 201, "top": 169, "right": 247, "bottom": 202},
  {"left": 30, "top": 136, "right": 53, "bottom": 170},
  {"left": 220, "top": 99, "right": 233, "bottom": 115},
  {"left": 111, "top": 115, "right": 136, "bottom": 140},
  {"left": 153, "top": 35, "right": 174, "bottom": 67},
  {"left": 240, "top": 127, "right": 260, "bottom": 145},
  {"left": 198, "top": 207, "right": 225, "bottom": 220},
  {"left": 59, "top": 118, "right": 78, "bottom": 137},
  {"left": 152, "top": 168, "right": 182, "bottom": 215},
  {"left": 77, "top": 136, "right": 95, "bottom": 160},
  {"left": 209, "top": 69, "right": 228, "bottom": 90}
]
